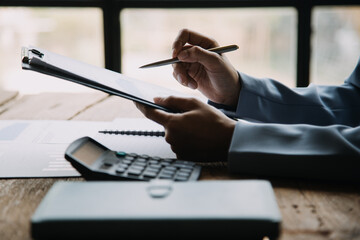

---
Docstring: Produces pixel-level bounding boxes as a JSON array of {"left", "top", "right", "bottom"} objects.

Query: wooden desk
[{"left": 0, "top": 91, "right": 359, "bottom": 240}]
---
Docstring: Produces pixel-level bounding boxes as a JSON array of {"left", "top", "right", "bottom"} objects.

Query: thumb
[
  {"left": 134, "top": 101, "right": 171, "bottom": 126},
  {"left": 177, "top": 46, "right": 222, "bottom": 70},
  {"left": 154, "top": 96, "right": 203, "bottom": 112}
]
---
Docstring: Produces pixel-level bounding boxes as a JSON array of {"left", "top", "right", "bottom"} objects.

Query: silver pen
[{"left": 139, "top": 44, "right": 239, "bottom": 69}]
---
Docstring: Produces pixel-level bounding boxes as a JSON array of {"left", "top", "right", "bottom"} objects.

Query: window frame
[{"left": 1, "top": 0, "right": 359, "bottom": 87}]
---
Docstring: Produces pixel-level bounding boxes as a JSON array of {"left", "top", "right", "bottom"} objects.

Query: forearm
[
  {"left": 235, "top": 72, "right": 360, "bottom": 126},
  {"left": 227, "top": 120, "right": 360, "bottom": 180}
]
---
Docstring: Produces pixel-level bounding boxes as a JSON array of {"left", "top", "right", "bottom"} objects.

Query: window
[
  {"left": 1, "top": 1, "right": 359, "bottom": 94},
  {"left": 0, "top": 7, "right": 103, "bottom": 93},
  {"left": 311, "top": 6, "right": 360, "bottom": 85}
]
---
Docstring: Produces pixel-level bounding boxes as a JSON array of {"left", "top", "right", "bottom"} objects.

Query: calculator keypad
[{"left": 99, "top": 152, "right": 201, "bottom": 181}]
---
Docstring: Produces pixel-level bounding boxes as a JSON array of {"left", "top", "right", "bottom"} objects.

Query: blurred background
[{"left": 0, "top": 5, "right": 359, "bottom": 95}]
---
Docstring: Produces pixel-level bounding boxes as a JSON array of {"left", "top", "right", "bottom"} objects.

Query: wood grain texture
[
  {"left": 72, "top": 95, "right": 144, "bottom": 121},
  {"left": 271, "top": 180, "right": 360, "bottom": 240},
  {"left": 0, "top": 92, "right": 108, "bottom": 120},
  {"left": 0, "top": 178, "right": 82, "bottom": 240},
  {"left": 0, "top": 92, "right": 359, "bottom": 240}
]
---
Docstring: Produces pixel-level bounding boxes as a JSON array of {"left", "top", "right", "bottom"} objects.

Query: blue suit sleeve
[
  {"left": 228, "top": 120, "right": 360, "bottom": 180},
  {"left": 226, "top": 59, "right": 360, "bottom": 180},
  {"left": 236, "top": 72, "right": 360, "bottom": 126}
]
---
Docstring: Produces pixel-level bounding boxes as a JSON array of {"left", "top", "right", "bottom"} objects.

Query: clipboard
[{"left": 21, "top": 47, "right": 186, "bottom": 113}]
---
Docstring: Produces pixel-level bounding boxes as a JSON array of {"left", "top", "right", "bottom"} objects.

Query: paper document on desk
[{"left": 0, "top": 119, "right": 174, "bottom": 178}]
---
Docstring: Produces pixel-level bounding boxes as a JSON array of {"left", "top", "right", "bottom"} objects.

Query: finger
[
  {"left": 186, "top": 63, "right": 204, "bottom": 87},
  {"left": 172, "top": 62, "right": 189, "bottom": 84},
  {"left": 172, "top": 63, "right": 198, "bottom": 89},
  {"left": 134, "top": 102, "right": 171, "bottom": 126},
  {"left": 154, "top": 96, "right": 203, "bottom": 112},
  {"left": 172, "top": 29, "right": 218, "bottom": 57},
  {"left": 177, "top": 45, "right": 223, "bottom": 71}
]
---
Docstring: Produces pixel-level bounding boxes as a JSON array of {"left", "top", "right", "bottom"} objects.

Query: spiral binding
[{"left": 98, "top": 130, "right": 165, "bottom": 137}]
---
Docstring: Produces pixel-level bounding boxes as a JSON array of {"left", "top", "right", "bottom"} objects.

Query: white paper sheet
[{"left": 0, "top": 119, "right": 174, "bottom": 178}]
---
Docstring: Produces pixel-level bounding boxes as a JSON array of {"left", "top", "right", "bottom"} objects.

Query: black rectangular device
[
  {"left": 32, "top": 180, "right": 281, "bottom": 239},
  {"left": 65, "top": 136, "right": 201, "bottom": 181}
]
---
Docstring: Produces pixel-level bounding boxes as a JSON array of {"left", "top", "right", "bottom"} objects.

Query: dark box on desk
[{"left": 31, "top": 180, "right": 281, "bottom": 239}]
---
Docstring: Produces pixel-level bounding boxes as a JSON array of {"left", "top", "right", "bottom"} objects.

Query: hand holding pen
[{"left": 142, "top": 29, "right": 241, "bottom": 107}]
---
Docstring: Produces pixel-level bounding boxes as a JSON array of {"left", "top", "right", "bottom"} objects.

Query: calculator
[{"left": 65, "top": 136, "right": 201, "bottom": 181}]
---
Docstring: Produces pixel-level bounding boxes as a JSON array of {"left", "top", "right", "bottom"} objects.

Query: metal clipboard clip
[{"left": 21, "top": 47, "right": 44, "bottom": 64}]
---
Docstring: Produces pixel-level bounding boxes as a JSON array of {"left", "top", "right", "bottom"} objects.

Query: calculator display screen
[{"left": 72, "top": 141, "right": 106, "bottom": 166}]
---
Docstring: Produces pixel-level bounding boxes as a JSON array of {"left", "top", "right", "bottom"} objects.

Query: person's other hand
[
  {"left": 135, "top": 96, "right": 236, "bottom": 162},
  {"left": 172, "top": 29, "right": 241, "bottom": 107}
]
